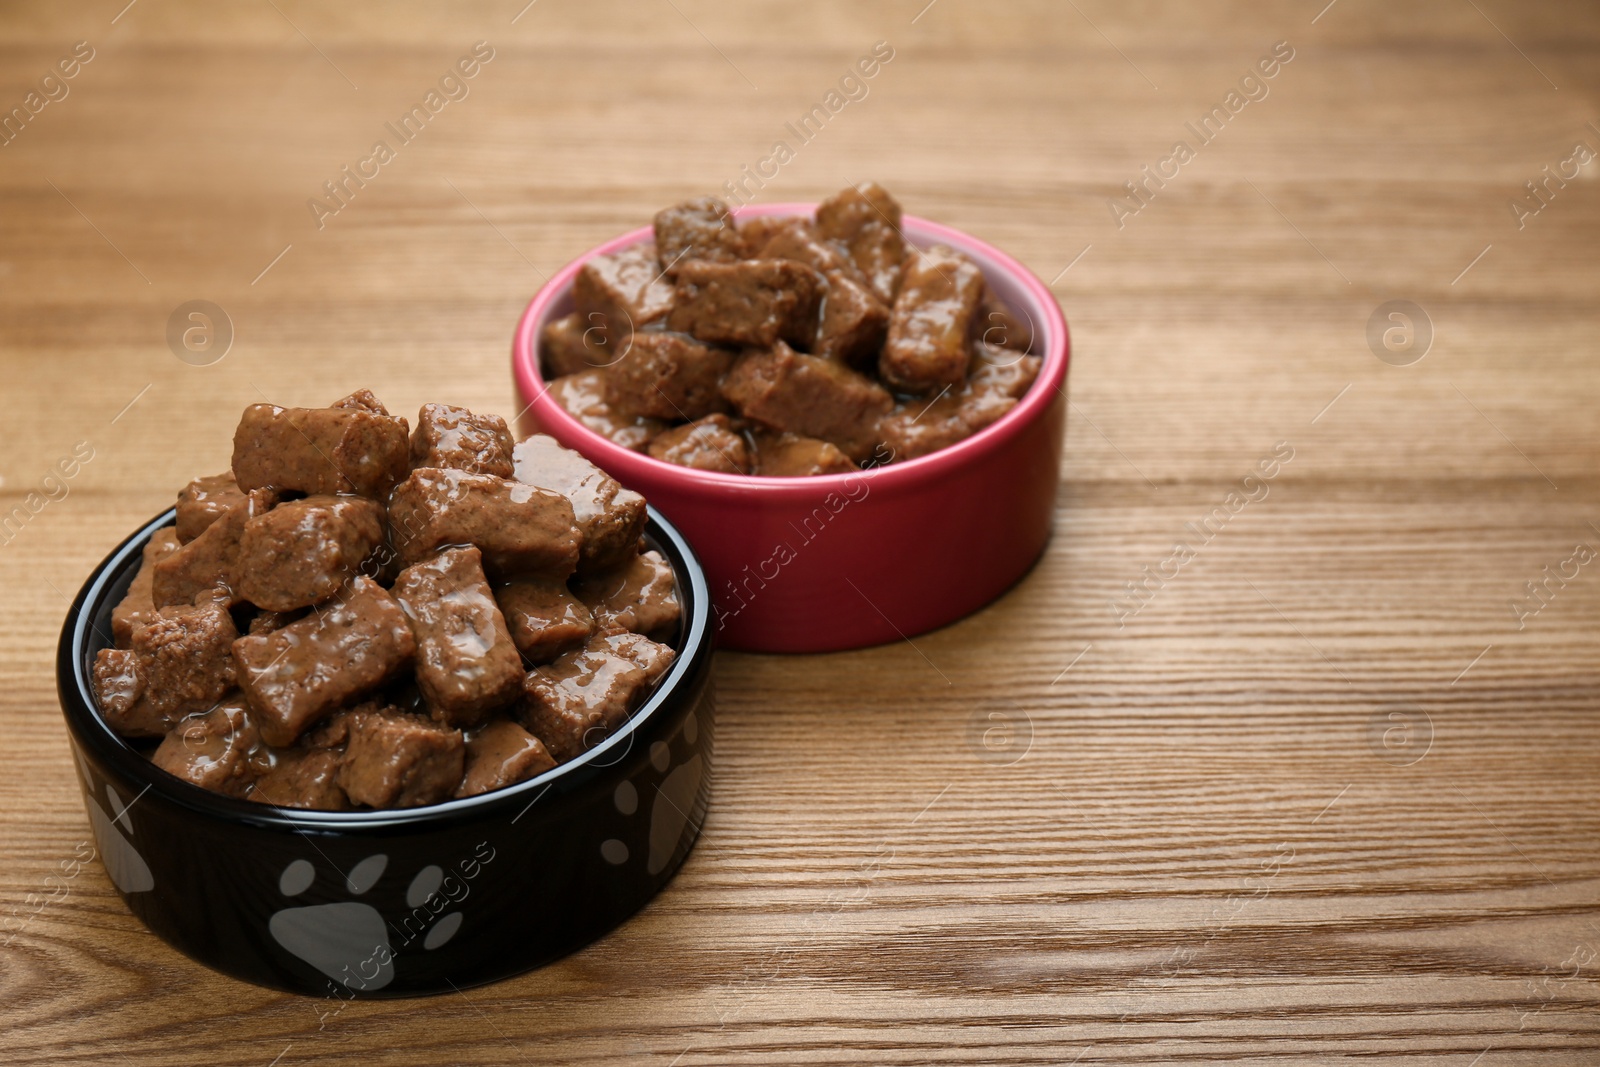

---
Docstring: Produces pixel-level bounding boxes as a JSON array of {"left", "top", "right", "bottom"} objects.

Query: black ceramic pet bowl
[{"left": 56, "top": 505, "right": 713, "bottom": 998}]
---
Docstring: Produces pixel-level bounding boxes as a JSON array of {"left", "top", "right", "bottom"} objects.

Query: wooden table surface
[{"left": 3, "top": 1, "right": 1597, "bottom": 1063}]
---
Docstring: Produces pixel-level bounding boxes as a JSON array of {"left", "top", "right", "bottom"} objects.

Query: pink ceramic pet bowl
[{"left": 511, "top": 204, "right": 1069, "bottom": 653}]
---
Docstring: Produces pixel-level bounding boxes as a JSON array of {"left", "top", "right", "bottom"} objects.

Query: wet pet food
[
  {"left": 539, "top": 183, "right": 1042, "bottom": 474},
  {"left": 92, "top": 392, "right": 680, "bottom": 810}
]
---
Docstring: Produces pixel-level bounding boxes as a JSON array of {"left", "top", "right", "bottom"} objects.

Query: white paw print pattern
[
  {"left": 598, "top": 712, "right": 704, "bottom": 875},
  {"left": 269, "top": 855, "right": 463, "bottom": 991},
  {"left": 75, "top": 746, "right": 153, "bottom": 894}
]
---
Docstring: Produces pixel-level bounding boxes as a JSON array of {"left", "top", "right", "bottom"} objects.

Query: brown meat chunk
[
  {"left": 91, "top": 648, "right": 152, "bottom": 736},
  {"left": 301, "top": 705, "right": 358, "bottom": 750},
  {"left": 604, "top": 331, "right": 732, "bottom": 422},
  {"left": 877, "top": 392, "right": 987, "bottom": 462},
  {"left": 153, "top": 697, "right": 262, "bottom": 796},
  {"left": 667, "top": 259, "right": 823, "bottom": 350},
  {"left": 815, "top": 182, "right": 906, "bottom": 305},
  {"left": 235, "top": 495, "right": 385, "bottom": 611},
  {"left": 152, "top": 488, "right": 276, "bottom": 608},
  {"left": 338, "top": 706, "right": 465, "bottom": 808},
  {"left": 247, "top": 608, "right": 304, "bottom": 635},
  {"left": 249, "top": 748, "right": 350, "bottom": 811},
  {"left": 974, "top": 288, "right": 1033, "bottom": 353},
  {"left": 111, "top": 529, "right": 181, "bottom": 647},
  {"left": 175, "top": 473, "right": 245, "bottom": 544},
  {"left": 134, "top": 601, "right": 240, "bottom": 715},
  {"left": 970, "top": 348, "right": 1043, "bottom": 399},
  {"left": 232, "top": 577, "right": 416, "bottom": 747},
  {"left": 512, "top": 434, "right": 648, "bottom": 574},
  {"left": 387, "top": 468, "right": 580, "bottom": 579},
  {"left": 540, "top": 312, "right": 613, "bottom": 379},
  {"left": 736, "top": 214, "right": 792, "bottom": 255},
  {"left": 721, "top": 342, "right": 892, "bottom": 462},
  {"left": 332, "top": 389, "right": 391, "bottom": 415},
  {"left": 456, "top": 720, "right": 557, "bottom": 797},
  {"left": 877, "top": 353, "right": 1041, "bottom": 461},
  {"left": 392, "top": 546, "right": 523, "bottom": 727},
  {"left": 571, "top": 242, "right": 676, "bottom": 349},
  {"left": 574, "top": 550, "right": 681, "bottom": 642},
  {"left": 814, "top": 271, "right": 890, "bottom": 368},
  {"left": 653, "top": 197, "right": 743, "bottom": 278},
  {"left": 232, "top": 401, "right": 410, "bottom": 500},
  {"left": 94, "top": 600, "right": 240, "bottom": 738},
  {"left": 881, "top": 245, "right": 985, "bottom": 395},
  {"left": 519, "top": 631, "right": 676, "bottom": 761},
  {"left": 410, "top": 403, "right": 515, "bottom": 478},
  {"left": 495, "top": 578, "right": 594, "bottom": 665},
  {"left": 545, "top": 370, "right": 667, "bottom": 452},
  {"left": 758, "top": 217, "right": 860, "bottom": 278},
  {"left": 959, "top": 389, "right": 1021, "bottom": 437},
  {"left": 648, "top": 414, "right": 751, "bottom": 474},
  {"left": 751, "top": 431, "right": 858, "bottom": 477}
]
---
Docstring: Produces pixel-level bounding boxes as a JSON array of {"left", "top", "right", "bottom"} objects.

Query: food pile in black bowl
[{"left": 91, "top": 389, "right": 683, "bottom": 811}]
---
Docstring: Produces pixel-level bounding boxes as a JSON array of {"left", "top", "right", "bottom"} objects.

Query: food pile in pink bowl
[{"left": 536, "top": 182, "right": 1042, "bottom": 476}]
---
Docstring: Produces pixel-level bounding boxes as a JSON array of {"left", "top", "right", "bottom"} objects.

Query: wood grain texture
[{"left": 2, "top": 0, "right": 1598, "bottom": 1062}]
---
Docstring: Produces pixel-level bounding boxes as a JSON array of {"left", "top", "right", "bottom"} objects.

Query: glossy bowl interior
[
  {"left": 511, "top": 204, "right": 1070, "bottom": 653},
  {"left": 56, "top": 506, "right": 714, "bottom": 997}
]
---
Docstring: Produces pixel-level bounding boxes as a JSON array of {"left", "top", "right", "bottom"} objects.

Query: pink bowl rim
[{"left": 511, "top": 203, "right": 1070, "bottom": 498}]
